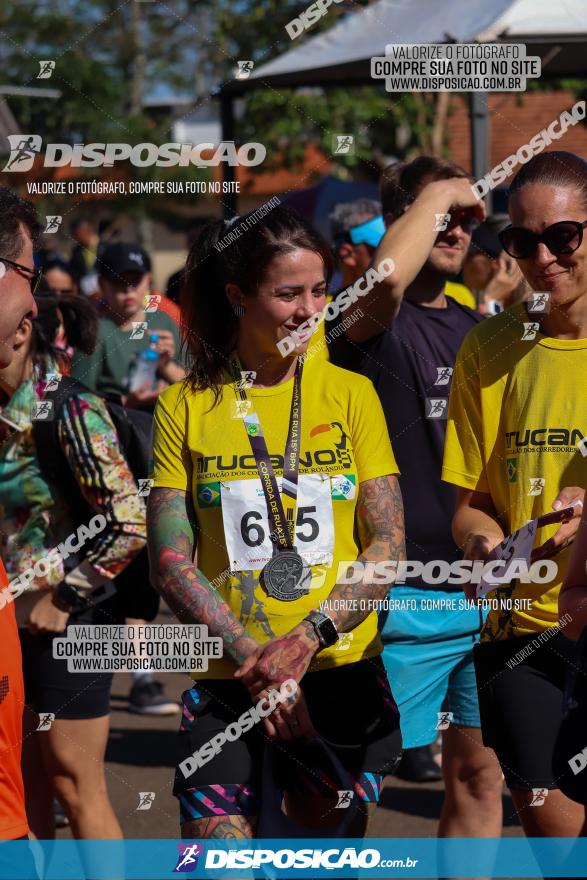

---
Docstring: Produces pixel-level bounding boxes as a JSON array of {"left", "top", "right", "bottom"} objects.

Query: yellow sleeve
[
  {"left": 442, "top": 333, "right": 489, "bottom": 492},
  {"left": 348, "top": 375, "right": 399, "bottom": 482},
  {"left": 152, "top": 384, "right": 192, "bottom": 491}
]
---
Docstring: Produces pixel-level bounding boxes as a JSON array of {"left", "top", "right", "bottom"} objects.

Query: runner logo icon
[
  {"left": 173, "top": 843, "right": 203, "bottom": 873},
  {"left": 37, "top": 60, "right": 55, "bottom": 79},
  {"left": 335, "top": 790, "right": 354, "bottom": 808},
  {"left": 435, "top": 366, "right": 453, "bottom": 386},
  {"left": 3, "top": 134, "right": 42, "bottom": 172},
  {"left": 333, "top": 134, "right": 354, "bottom": 155},
  {"left": 434, "top": 213, "right": 451, "bottom": 231},
  {"left": 530, "top": 788, "right": 549, "bottom": 806}
]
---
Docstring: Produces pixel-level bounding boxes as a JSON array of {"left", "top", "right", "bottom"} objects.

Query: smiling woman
[
  {"left": 147, "top": 205, "right": 404, "bottom": 841},
  {"left": 443, "top": 150, "right": 587, "bottom": 840}
]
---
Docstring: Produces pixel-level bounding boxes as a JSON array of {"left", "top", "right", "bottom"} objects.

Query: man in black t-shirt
[{"left": 328, "top": 156, "right": 503, "bottom": 839}]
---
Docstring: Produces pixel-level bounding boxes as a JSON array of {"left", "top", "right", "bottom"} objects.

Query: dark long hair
[
  {"left": 31, "top": 289, "right": 98, "bottom": 375},
  {"left": 508, "top": 151, "right": 587, "bottom": 210},
  {"left": 180, "top": 205, "right": 334, "bottom": 404}
]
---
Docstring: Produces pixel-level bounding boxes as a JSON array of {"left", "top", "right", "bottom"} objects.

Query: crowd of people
[{"left": 1, "top": 147, "right": 587, "bottom": 859}]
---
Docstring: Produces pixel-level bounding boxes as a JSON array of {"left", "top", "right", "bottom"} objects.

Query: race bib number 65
[{"left": 221, "top": 473, "right": 334, "bottom": 572}]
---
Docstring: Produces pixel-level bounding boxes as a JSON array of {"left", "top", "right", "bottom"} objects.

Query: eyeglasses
[
  {"left": 499, "top": 220, "right": 587, "bottom": 260},
  {"left": 0, "top": 256, "right": 43, "bottom": 293},
  {"left": 441, "top": 208, "right": 480, "bottom": 234}
]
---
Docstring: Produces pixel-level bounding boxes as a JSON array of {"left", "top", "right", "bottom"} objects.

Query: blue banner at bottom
[{"left": 1, "top": 837, "right": 587, "bottom": 879}]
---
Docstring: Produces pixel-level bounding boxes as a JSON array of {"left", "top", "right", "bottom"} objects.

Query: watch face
[{"left": 318, "top": 618, "right": 338, "bottom": 647}]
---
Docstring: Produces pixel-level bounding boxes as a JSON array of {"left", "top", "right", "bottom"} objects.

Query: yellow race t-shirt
[
  {"left": 442, "top": 302, "right": 587, "bottom": 641},
  {"left": 152, "top": 356, "right": 399, "bottom": 678}
]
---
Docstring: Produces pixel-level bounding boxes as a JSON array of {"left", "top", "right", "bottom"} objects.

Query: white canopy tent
[
  {"left": 219, "top": 0, "right": 587, "bottom": 214},
  {"left": 235, "top": 0, "right": 587, "bottom": 86}
]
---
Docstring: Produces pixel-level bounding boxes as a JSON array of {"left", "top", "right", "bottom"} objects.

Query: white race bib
[{"left": 221, "top": 473, "right": 334, "bottom": 572}]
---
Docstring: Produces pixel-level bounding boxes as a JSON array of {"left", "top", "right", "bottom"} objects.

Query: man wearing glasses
[
  {"left": 328, "top": 156, "right": 504, "bottom": 840},
  {"left": 0, "top": 186, "right": 41, "bottom": 843}
]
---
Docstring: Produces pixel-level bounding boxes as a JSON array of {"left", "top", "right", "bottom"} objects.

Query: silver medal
[{"left": 262, "top": 550, "right": 311, "bottom": 602}]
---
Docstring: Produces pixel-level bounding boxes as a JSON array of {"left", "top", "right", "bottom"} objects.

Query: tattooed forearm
[
  {"left": 147, "top": 487, "right": 258, "bottom": 665},
  {"left": 325, "top": 474, "right": 406, "bottom": 632}
]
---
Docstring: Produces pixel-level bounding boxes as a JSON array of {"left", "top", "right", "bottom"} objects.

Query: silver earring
[{"left": 233, "top": 302, "right": 246, "bottom": 317}]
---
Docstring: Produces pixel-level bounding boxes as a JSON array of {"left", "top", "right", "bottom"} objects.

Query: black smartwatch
[
  {"left": 303, "top": 610, "right": 339, "bottom": 649},
  {"left": 55, "top": 581, "right": 91, "bottom": 614}
]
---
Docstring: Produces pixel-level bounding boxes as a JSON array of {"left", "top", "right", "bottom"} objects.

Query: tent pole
[
  {"left": 469, "top": 92, "right": 492, "bottom": 213},
  {"left": 220, "top": 94, "right": 237, "bottom": 218}
]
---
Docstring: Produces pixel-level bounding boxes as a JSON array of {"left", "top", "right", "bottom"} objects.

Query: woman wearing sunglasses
[{"left": 443, "top": 150, "right": 587, "bottom": 839}]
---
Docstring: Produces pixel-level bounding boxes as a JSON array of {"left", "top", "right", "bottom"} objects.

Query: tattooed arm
[
  {"left": 147, "top": 487, "right": 260, "bottom": 666},
  {"left": 235, "top": 474, "right": 405, "bottom": 694},
  {"left": 323, "top": 473, "right": 405, "bottom": 631}
]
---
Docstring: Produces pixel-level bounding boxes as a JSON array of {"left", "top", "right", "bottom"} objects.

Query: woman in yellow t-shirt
[
  {"left": 443, "top": 150, "right": 587, "bottom": 840},
  {"left": 148, "top": 206, "right": 404, "bottom": 841}
]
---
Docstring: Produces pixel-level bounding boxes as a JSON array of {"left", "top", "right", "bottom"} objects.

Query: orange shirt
[
  {"left": 153, "top": 292, "right": 181, "bottom": 327},
  {"left": 0, "top": 560, "right": 28, "bottom": 839}
]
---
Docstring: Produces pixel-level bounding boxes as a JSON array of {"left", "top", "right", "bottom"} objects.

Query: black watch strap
[
  {"left": 304, "top": 610, "right": 338, "bottom": 649},
  {"left": 56, "top": 581, "right": 90, "bottom": 613}
]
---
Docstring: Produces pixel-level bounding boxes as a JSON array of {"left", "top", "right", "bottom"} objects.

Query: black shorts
[
  {"left": 19, "top": 593, "right": 123, "bottom": 721},
  {"left": 174, "top": 656, "right": 402, "bottom": 822},
  {"left": 474, "top": 631, "right": 577, "bottom": 790}
]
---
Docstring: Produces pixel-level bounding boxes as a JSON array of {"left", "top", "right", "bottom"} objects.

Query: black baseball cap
[{"left": 98, "top": 242, "right": 151, "bottom": 281}]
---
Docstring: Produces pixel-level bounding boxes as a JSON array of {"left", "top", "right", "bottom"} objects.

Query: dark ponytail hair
[
  {"left": 180, "top": 205, "right": 334, "bottom": 404},
  {"left": 508, "top": 151, "right": 587, "bottom": 211},
  {"left": 31, "top": 289, "right": 98, "bottom": 375}
]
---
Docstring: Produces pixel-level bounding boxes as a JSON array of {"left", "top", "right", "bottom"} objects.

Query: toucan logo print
[{"left": 310, "top": 422, "right": 351, "bottom": 466}]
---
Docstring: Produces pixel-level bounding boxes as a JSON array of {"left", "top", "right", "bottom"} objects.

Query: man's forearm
[
  {"left": 374, "top": 182, "right": 454, "bottom": 296},
  {"left": 347, "top": 181, "right": 458, "bottom": 339},
  {"left": 452, "top": 504, "right": 505, "bottom": 551}
]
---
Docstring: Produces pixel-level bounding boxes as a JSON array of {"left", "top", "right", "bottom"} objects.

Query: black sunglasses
[
  {"left": 0, "top": 255, "right": 43, "bottom": 293},
  {"left": 499, "top": 220, "right": 587, "bottom": 260}
]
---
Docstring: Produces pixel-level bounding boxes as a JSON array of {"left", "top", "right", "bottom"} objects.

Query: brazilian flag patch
[
  {"left": 331, "top": 473, "right": 357, "bottom": 500},
  {"left": 507, "top": 457, "right": 517, "bottom": 483},
  {"left": 197, "top": 481, "right": 221, "bottom": 507}
]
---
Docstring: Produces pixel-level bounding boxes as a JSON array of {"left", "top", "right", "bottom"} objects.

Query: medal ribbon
[{"left": 229, "top": 355, "right": 302, "bottom": 553}]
